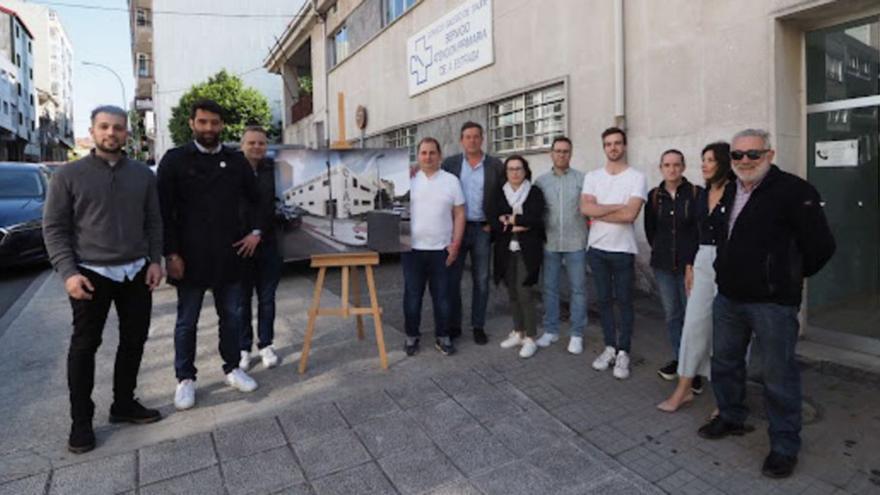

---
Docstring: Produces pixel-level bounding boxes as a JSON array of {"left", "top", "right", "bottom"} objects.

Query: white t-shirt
[
  {"left": 581, "top": 166, "right": 648, "bottom": 254},
  {"left": 410, "top": 169, "right": 465, "bottom": 250}
]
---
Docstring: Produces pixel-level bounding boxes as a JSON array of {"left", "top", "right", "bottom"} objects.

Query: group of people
[
  {"left": 43, "top": 100, "right": 284, "bottom": 454},
  {"left": 43, "top": 98, "right": 835, "bottom": 480},
  {"left": 403, "top": 122, "right": 836, "bottom": 479}
]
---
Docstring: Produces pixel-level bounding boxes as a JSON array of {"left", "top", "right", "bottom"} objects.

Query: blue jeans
[
  {"left": 654, "top": 268, "right": 687, "bottom": 360},
  {"left": 448, "top": 223, "right": 491, "bottom": 330},
  {"left": 174, "top": 283, "right": 243, "bottom": 380},
  {"left": 712, "top": 294, "right": 802, "bottom": 457},
  {"left": 241, "top": 242, "right": 282, "bottom": 351},
  {"left": 586, "top": 248, "right": 635, "bottom": 352},
  {"left": 403, "top": 250, "right": 450, "bottom": 339},
  {"left": 542, "top": 249, "right": 587, "bottom": 337}
]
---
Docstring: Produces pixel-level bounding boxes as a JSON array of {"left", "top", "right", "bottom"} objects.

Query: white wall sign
[
  {"left": 815, "top": 139, "right": 859, "bottom": 167},
  {"left": 407, "top": 0, "right": 494, "bottom": 97}
]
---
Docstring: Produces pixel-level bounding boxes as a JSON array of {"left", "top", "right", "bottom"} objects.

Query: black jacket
[
  {"left": 644, "top": 178, "right": 701, "bottom": 273},
  {"left": 488, "top": 185, "right": 546, "bottom": 286},
  {"left": 714, "top": 165, "right": 835, "bottom": 307},
  {"left": 441, "top": 153, "right": 505, "bottom": 222},
  {"left": 247, "top": 157, "right": 279, "bottom": 243},
  {"left": 157, "top": 143, "right": 261, "bottom": 288}
]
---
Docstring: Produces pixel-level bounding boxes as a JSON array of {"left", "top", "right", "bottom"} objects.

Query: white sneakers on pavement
[
  {"left": 239, "top": 350, "right": 251, "bottom": 371},
  {"left": 592, "top": 346, "right": 617, "bottom": 371},
  {"left": 519, "top": 338, "right": 538, "bottom": 358},
  {"left": 535, "top": 332, "right": 559, "bottom": 347},
  {"left": 226, "top": 368, "right": 259, "bottom": 392},
  {"left": 174, "top": 379, "right": 196, "bottom": 410},
  {"left": 500, "top": 331, "right": 524, "bottom": 349},
  {"left": 260, "top": 346, "right": 279, "bottom": 368},
  {"left": 567, "top": 336, "right": 583, "bottom": 355},
  {"left": 613, "top": 351, "right": 630, "bottom": 379}
]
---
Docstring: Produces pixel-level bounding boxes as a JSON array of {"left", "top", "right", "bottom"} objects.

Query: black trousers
[{"left": 68, "top": 267, "right": 151, "bottom": 423}]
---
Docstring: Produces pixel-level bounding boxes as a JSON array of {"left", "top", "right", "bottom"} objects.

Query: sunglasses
[{"left": 730, "top": 149, "right": 770, "bottom": 161}]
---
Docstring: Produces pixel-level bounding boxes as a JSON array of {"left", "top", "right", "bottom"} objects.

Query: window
[
  {"left": 19, "top": 112, "right": 23, "bottom": 125},
  {"left": 15, "top": 25, "right": 19, "bottom": 38},
  {"left": 360, "top": 185, "right": 370, "bottom": 193},
  {"left": 29, "top": 94, "right": 33, "bottom": 107},
  {"left": 3, "top": 102, "right": 8, "bottom": 114},
  {"left": 385, "top": 125, "right": 417, "bottom": 163},
  {"left": 28, "top": 42, "right": 31, "bottom": 54},
  {"left": 352, "top": 177, "right": 358, "bottom": 188},
  {"left": 330, "top": 25, "right": 349, "bottom": 66},
  {"left": 384, "top": 0, "right": 418, "bottom": 25},
  {"left": 308, "top": 185, "right": 314, "bottom": 191},
  {"left": 17, "top": 83, "right": 21, "bottom": 96},
  {"left": 28, "top": 68, "right": 32, "bottom": 80},
  {"left": 322, "top": 179, "right": 329, "bottom": 186},
  {"left": 137, "top": 53, "right": 151, "bottom": 78},
  {"left": 489, "top": 83, "right": 565, "bottom": 153},
  {"left": 16, "top": 54, "right": 20, "bottom": 67},
  {"left": 136, "top": 8, "right": 151, "bottom": 27}
]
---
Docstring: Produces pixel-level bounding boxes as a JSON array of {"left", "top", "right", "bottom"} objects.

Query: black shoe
[
  {"left": 762, "top": 451, "right": 798, "bottom": 478},
  {"left": 697, "top": 416, "right": 754, "bottom": 440},
  {"left": 691, "top": 376, "right": 704, "bottom": 395},
  {"left": 657, "top": 360, "right": 678, "bottom": 381},
  {"left": 109, "top": 399, "right": 163, "bottom": 425},
  {"left": 434, "top": 339, "right": 456, "bottom": 356},
  {"left": 473, "top": 327, "right": 488, "bottom": 345},
  {"left": 449, "top": 327, "right": 462, "bottom": 340},
  {"left": 405, "top": 339, "right": 420, "bottom": 356},
  {"left": 68, "top": 421, "right": 95, "bottom": 454}
]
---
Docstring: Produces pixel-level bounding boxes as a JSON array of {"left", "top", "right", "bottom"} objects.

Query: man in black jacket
[
  {"left": 440, "top": 121, "right": 504, "bottom": 344},
  {"left": 157, "top": 99, "right": 263, "bottom": 410},
  {"left": 698, "top": 129, "right": 835, "bottom": 479}
]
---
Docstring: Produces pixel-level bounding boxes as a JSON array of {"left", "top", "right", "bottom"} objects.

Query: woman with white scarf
[{"left": 490, "top": 155, "right": 546, "bottom": 358}]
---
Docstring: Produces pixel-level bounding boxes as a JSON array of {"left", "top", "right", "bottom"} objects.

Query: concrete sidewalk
[{"left": 0, "top": 260, "right": 877, "bottom": 494}]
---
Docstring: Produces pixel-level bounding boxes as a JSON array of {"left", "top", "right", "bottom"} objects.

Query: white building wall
[{"left": 152, "top": 0, "right": 305, "bottom": 159}]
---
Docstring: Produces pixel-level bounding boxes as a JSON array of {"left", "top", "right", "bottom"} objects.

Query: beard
[
  {"left": 605, "top": 150, "right": 623, "bottom": 162},
  {"left": 733, "top": 161, "right": 770, "bottom": 185},
  {"left": 194, "top": 131, "right": 220, "bottom": 148},
  {"left": 95, "top": 138, "right": 123, "bottom": 154}
]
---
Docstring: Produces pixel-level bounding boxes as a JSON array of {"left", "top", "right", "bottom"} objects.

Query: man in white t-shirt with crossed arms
[{"left": 580, "top": 127, "right": 648, "bottom": 379}]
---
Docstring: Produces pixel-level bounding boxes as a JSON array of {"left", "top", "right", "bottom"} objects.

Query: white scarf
[{"left": 503, "top": 180, "right": 531, "bottom": 252}]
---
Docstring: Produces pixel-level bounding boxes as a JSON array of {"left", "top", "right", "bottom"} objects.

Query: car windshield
[{"left": 0, "top": 169, "right": 44, "bottom": 198}]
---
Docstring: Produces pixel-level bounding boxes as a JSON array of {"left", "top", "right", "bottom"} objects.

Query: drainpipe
[
  {"left": 312, "top": 0, "right": 330, "bottom": 148},
  {"left": 613, "top": 0, "right": 625, "bottom": 128}
]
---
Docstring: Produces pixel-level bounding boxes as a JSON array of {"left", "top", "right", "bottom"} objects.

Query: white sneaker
[
  {"left": 500, "top": 331, "right": 524, "bottom": 349},
  {"left": 260, "top": 346, "right": 279, "bottom": 368},
  {"left": 567, "top": 336, "right": 584, "bottom": 355},
  {"left": 239, "top": 350, "right": 251, "bottom": 371},
  {"left": 226, "top": 368, "right": 258, "bottom": 392},
  {"left": 174, "top": 379, "right": 196, "bottom": 410},
  {"left": 613, "top": 351, "right": 631, "bottom": 379},
  {"left": 592, "top": 346, "right": 617, "bottom": 371},
  {"left": 519, "top": 338, "right": 538, "bottom": 358},
  {"left": 535, "top": 333, "right": 559, "bottom": 347}
]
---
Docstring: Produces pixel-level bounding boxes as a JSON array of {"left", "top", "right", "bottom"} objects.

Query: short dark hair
[
  {"left": 190, "top": 98, "right": 225, "bottom": 120},
  {"left": 659, "top": 148, "right": 685, "bottom": 166},
  {"left": 701, "top": 141, "right": 732, "bottom": 186},
  {"left": 90, "top": 105, "right": 128, "bottom": 124},
  {"left": 242, "top": 125, "right": 268, "bottom": 137},
  {"left": 551, "top": 136, "right": 572, "bottom": 150},
  {"left": 417, "top": 137, "right": 441, "bottom": 154},
  {"left": 504, "top": 154, "right": 531, "bottom": 181},
  {"left": 601, "top": 127, "right": 627, "bottom": 145},
  {"left": 460, "top": 121, "right": 483, "bottom": 139}
]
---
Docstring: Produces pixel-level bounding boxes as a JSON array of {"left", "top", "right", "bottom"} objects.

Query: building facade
[
  {"left": 0, "top": 5, "right": 38, "bottom": 161},
  {"left": 6, "top": 0, "right": 76, "bottom": 161},
  {"left": 266, "top": 0, "right": 880, "bottom": 354},
  {"left": 128, "top": 0, "right": 155, "bottom": 161}
]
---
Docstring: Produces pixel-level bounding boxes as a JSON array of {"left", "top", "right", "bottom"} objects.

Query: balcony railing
[{"left": 290, "top": 94, "right": 313, "bottom": 125}]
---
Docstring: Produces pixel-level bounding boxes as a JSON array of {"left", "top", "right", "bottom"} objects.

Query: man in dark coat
[
  {"left": 440, "top": 121, "right": 505, "bottom": 345},
  {"left": 157, "top": 99, "right": 263, "bottom": 410}
]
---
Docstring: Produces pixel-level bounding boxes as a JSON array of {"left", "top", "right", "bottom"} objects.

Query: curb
[{"left": 0, "top": 268, "right": 52, "bottom": 341}]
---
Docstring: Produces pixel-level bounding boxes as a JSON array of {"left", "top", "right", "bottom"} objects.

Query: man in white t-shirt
[
  {"left": 580, "top": 127, "right": 648, "bottom": 379},
  {"left": 404, "top": 137, "right": 466, "bottom": 357}
]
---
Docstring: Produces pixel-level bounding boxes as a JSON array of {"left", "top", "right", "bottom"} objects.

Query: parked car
[
  {"left": 0, "top": 162, "right": 50, "bottom": 268},
  {"left": 274, "top": 201, "right": 303, "bottom": 231}
]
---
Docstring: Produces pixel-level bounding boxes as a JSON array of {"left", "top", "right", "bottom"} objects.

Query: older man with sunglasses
[{"left": 697, "top": 129, "right": 835, "bottom": 479}]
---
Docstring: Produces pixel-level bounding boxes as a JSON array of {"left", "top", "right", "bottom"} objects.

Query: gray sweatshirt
[{"left": 42, "top": 152, "right": 163, "bottom": 280}]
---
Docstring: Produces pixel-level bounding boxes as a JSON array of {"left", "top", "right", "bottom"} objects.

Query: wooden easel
[{"left": 298, "top": 251, "right": 388, "bottom": 374}]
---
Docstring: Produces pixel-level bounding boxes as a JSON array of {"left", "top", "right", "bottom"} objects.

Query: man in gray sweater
[{"left": 43, "top": 105, "right": 164, "bottom": 454}]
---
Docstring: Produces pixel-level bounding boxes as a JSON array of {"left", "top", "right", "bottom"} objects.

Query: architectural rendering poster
[{"left": 272, "top": 148, "right": 412, "bottom": 261}]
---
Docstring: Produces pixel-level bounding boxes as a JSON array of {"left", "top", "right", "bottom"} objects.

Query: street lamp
[{"left": 82, "top": 61, "right": 126, "bottom": 109}]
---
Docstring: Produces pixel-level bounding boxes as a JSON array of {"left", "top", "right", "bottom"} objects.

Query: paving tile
[
  {"left": 221, "top": 446, "right": 305, "bottom": 495},
  {"left": 385, "top": 379, "right": 448, "bottom": 410},
  {"left": 0, "top": 451, "right": 51, "bottom": 485},
  {"left": 271, "top": 483, "right": 314, "bottom": 494},
  {"left": 470, "top": 460, "right": 557, "bottom": 495},
  {"left": 335, "top": 392, "right": 400, "bottom": 426},
  {"left": 487, "top": 413, "right": 569, "bottom": 456},
  {"left": 139, "top": 432, "right": 217, "bottom": 485},
  {"left": 293, "top": 429, "right": 372, "bottom": 479},
  {"left": 586, "top": 474, "right": 662, "bottom": 495},
  {"left": 432, "top": 424, "right": 516, "bottom": 476},
  {"left": 311, "top": 462, "right": 395, "bottom": 495},
  {"left": 431, "top": 370, "right": 492, "bottom": 396},
  {"left": 453, "top": 389, "right": 523, "bottom": 423},
  {"left": 139, "top": 466, "right": 223, "bottom": 495},
  {"left": 214, "top": 416, "right": 287, "bottom": 461},
  {"left": 426, "top": 480, "right": 482, "bottom": 495},
  {"left": 353, "top": 410, "right": 433, "bottom": 459},
  {"left": 0, "top": 472, "right": 47, "bottom": 495},
  {"left": 50, "top": 452, "right": 135, "bottom": 495},
  {"left": 580, "top": 423, "right": 644, "bottom": 456},
  {"left": 377, "top": 446, "right": 463, "bottom": 495},
  {"left": 278, "top": 402, "right": 349, "bottom": 443},
  {"left": 529, "top": 441, "right": 611, "bottom": 489},
  {"left": 408, "top": 398, "right": 478, "bottom": 438},
  {"left": 613, "top": 445, "right": 678, "bottom": 483}
]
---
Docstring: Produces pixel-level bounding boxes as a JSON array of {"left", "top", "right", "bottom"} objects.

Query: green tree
[{"left": 169, "top": 70, "right": 272, "bottom": 146}]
